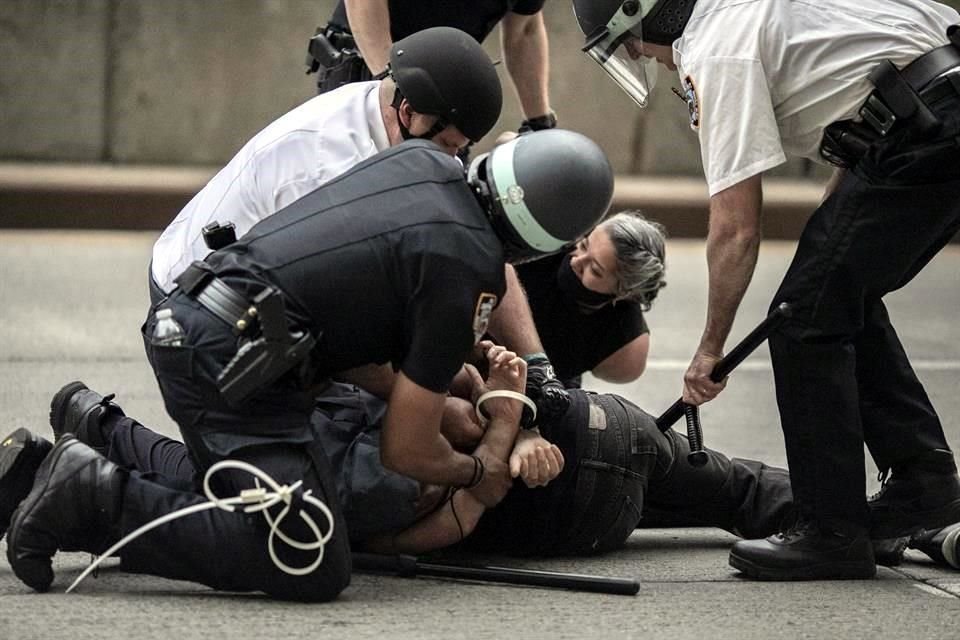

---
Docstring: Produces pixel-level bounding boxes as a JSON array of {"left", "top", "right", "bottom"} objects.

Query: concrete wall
[
  {"left": 3, "top": 1, "right": 959, "bottom": 175},
  {"left": 0, "top": 0, "right": 847, "bottom": 178}
]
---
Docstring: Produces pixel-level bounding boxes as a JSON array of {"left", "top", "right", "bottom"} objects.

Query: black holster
[
  {"left": 305, "top": 26, "right": 373, "bottom": 95},
  {"left": 216, "top": 288, "right": 317, "bottom": 406},
  {"left": 175, "top": 262, "right": 318, "bottom": 406}
]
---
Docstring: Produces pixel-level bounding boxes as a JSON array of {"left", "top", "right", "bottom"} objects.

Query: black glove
[
  {"left": 518, "top": 111, "right": 557, "bottom": 134},
  {"left": 522, "top": 352, "right": 570, "bottom": 426}
]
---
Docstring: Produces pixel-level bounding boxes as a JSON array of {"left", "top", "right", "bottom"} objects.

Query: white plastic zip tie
[
  {"left": 66, "top": 459, "right": 334, "bottom": 593},
  {"left": 474, "top": 389, "right": 537, "bottom": 427}
]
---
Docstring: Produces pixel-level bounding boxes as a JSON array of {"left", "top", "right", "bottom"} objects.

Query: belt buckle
[{"left": 860, "top": 94, "right": 897, "bottom": 136}]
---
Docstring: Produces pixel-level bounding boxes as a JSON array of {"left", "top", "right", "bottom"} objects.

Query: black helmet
[
  {"left": 467, "top": 129, "right": 615, "bottom": 264},
  {"left": 387, "top": 27, "right": 503, "bottom": 143},
  {"left": 572, "top": 0, "right": 699, "bottom": 106}
]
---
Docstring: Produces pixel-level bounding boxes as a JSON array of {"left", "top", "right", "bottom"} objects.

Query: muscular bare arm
[
  {"left": 344, "top": 0, "right": 392, "bottom": 75},
  {"left": 683, "top": 174, "right": 763, "bottom": 405},
  {"left": 500, "top": 11, "right": 551, "bottom": 120},
  {"left": 369, "top": 346, "right": 528, "bottom": 554}
]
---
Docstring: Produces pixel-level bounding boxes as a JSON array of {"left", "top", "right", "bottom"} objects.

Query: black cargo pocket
[{"left": 147, "top": 343, "right": 203, "bottom": 425}]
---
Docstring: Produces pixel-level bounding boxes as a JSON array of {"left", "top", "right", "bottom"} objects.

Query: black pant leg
[
  {"left": 118, "top": 442, "right": 351, "bottom": 601},
  {"left": 768, "top": 98, "right": 960, "bottom": 532},
  {"left": 643, "top": 428, "right": 794, "bottom": 539},
  {"left": 105, "top": 415, "right": 196, "bottom": 487},
  {"left": 857, "top": 300, "right": 949, "bottom": 471}
]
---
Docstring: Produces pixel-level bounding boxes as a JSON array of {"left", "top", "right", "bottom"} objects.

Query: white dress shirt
[{"left": 151, "top": 81, "right": 391, "bottom": 292}]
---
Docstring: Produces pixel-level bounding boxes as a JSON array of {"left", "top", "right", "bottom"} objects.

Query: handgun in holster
[
  {"left": 216, "top": 287, "right": 317, "bottom": 406},
  {"left": 305, "top": 26, "right": 372, "bottom": 94}
]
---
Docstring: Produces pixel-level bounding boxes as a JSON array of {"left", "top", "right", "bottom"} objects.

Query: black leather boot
[
  {"left": 729, "top": 519, "right": 876, "bottom": 580},
  {"left": 0, "top": 428, "right": 53, "bottom": 539},
  {"left": 6, "top": 435, "right": 125, "bottom": 592},
  {"left": 910, "top": 523, "right": 960, "bottom": 569},
  {"left": 869, "top": 449, "right": 960, "bottom": 539},
  {"left": 48, "top": 381, "right": 123, "bottom": 453}
]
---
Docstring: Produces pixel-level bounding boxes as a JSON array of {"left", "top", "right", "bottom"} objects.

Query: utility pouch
[
  {"left": 864, "top": 60, "right": 941, "bottom": 137},
  {"left": 216, "top": 287, "right": 317, "bottom": 406}
]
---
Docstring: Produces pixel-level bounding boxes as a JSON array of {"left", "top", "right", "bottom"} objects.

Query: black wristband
[
  {"left": 465, "top": 455, "right": 485, "bottom": 489},
  {"left": 519, "top": 111, "right": 557, "bottom": 133}
]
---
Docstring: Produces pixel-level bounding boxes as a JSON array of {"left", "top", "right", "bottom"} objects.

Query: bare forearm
[
  {"left": 344, "top": 0, "right": 392, "bottom": 74},
  {"left": 501, "top": 13, "right": 550, "bottom": 119},
  {"left": 701, "top": 178, "right": 763, "bottom": 353},
  {"left": 366, "top": 488, "right": 485, "bottom": 555},
  {"left": 383, "top": 429, "right": 477, "bottom": 487}
]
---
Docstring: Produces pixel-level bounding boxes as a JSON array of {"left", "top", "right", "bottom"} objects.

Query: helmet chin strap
[{"left": 392, "top": 89, "right": 448, "bottom": 141}]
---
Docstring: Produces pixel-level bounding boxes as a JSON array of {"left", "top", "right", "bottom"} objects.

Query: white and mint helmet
[{"left": 467, "top": 129, "right": 614, "bottom": 264}]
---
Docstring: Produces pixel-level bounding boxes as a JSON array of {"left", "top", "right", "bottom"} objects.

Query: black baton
[
  {"left": 656, "top": 302, "right": 793, "bottom": 464},
  {"left": 352, "top": 553, "right": 640, "bottom": 596}
]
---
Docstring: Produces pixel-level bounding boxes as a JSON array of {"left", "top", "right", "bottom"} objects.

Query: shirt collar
[{"left": 367, "top": 81, "right": 391, "bottom": 153}]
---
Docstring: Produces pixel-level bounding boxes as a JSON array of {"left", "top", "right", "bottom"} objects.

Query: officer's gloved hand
[
  {"left": 518, "top": 111, "right": 557, "bottom": 134},
  {"left": 522, "top": 352, "right": 570, "bottom": 425}
]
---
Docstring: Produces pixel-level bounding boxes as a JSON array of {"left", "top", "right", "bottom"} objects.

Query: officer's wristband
[{"left": 519, "top": 111, "right": 557, "bottom": 133}]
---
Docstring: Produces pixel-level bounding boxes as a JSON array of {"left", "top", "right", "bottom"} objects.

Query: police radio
[{"left": 202, "top": 221, "right": 237, "bottom": 251}]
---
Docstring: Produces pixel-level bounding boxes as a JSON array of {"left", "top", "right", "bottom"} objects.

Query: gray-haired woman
[{"left": 512, "top": 210, "right": 667, "bottom": 386}]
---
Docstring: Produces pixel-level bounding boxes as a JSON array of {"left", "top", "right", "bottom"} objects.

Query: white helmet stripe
[{"left": 489, "top": 139, "right": 567, "bottom": 253}]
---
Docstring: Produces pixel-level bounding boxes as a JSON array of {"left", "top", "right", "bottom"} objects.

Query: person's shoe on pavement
[
  {"left": 49, "top": 381, "right": 123, "bottom": 454},
  {"left": 0, "top": 428, "right": 53, "bottom": 539},
  {"left": 869, "top": 449, "right": 960, "bottom": 539},
  {"left": 730, "top": 517, "right": 876, "bottom": 580},
  {"left": 6, "top": 434, "right": 125, "bottom": 592}
]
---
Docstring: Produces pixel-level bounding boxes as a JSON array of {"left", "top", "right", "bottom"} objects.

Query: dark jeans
[
  {"left": 113, "top": 290, "right": 352, "bottom": 601},
  {"left": 467, "top": 394, "right": 794, "bottom": 556},
  {"left": 769, "top": 89, "right": 960, "bottom": 532}
]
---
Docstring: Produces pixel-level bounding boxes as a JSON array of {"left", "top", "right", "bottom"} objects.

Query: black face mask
[{"left": 556, "top": 253, "right": 616, "bottom": 310}]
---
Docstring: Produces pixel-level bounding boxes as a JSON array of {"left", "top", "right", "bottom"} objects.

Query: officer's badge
[
  {"left": 681, "top": 75, "right": 700, "bottom": 130},
  {"left": 472, "top": 293, "right": 498, "bottom": 343}
]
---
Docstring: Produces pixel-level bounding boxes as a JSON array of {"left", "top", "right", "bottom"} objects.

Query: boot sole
[
  {"left": 729, "top": 550, "right": 877, "bottom": 581},
  {"left": 0, "top": 428, "right": 53, "bottom": 538},
  {"left": 6, "top": 437, "right": 77, "bottom": 592},
  {"left": 872, "top": 497, "right": 960, "bottom": 540},
  {"left": 49, "top": 381, "right": 89, "bottom": 441}
]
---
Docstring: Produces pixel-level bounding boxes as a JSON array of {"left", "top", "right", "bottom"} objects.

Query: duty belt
[
  {"left": 821, "top": 34, "right": 960, "bottom": 167},
  {"left": 175, "top": 261, "right": 316, "bottom": 406},
  {"left": 859, "top": 41, "right": 960, "bottom": 137}
]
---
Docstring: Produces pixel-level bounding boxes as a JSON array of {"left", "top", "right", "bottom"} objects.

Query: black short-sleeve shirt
[
  {"left": 330, "top": 0, "right": 546, "bottom": 43},
  {"left": 207, "top": 141, "right": 506, "bottom": 393},
  {"left": 515, "top": 253, "right": 649, "bottom": 381}
]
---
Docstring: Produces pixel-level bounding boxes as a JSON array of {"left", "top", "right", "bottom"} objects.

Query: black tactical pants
[
  {"left": 104, "top": 291, "right": 352, "bottom": 601},
  {"left": 768, "top": 88, "right": 960, "bottom": 533}
]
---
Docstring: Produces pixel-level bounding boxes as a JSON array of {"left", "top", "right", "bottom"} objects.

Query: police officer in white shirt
[
  {"left": 574, "top": 0, "right": 960, "bottom": 579},
  {"left": 150, "top": 26, "right": 500, "bottom": 298},
  {"left": 152, "top": 26, "right": 573, "bottom": 423}
]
